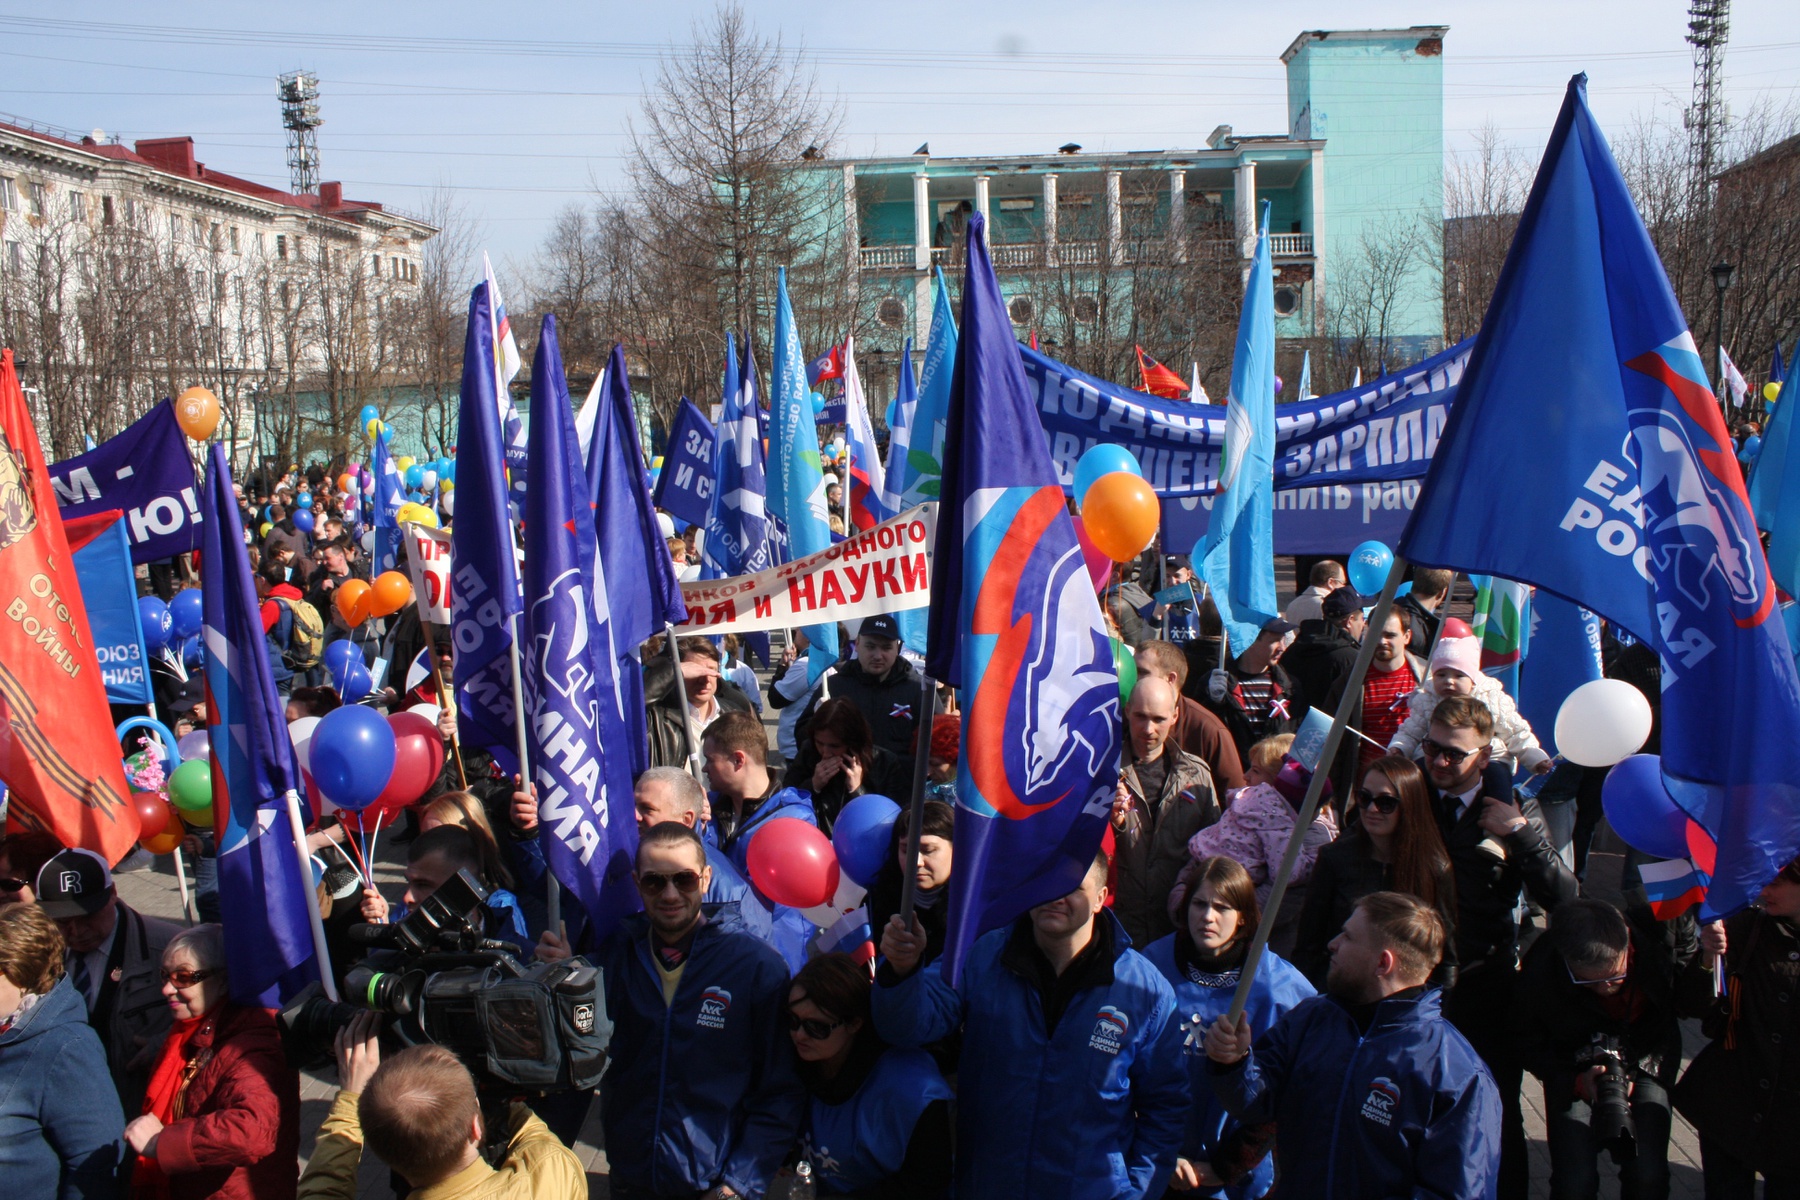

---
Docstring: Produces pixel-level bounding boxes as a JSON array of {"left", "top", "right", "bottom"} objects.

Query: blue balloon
[
  {"left": 810, "top": 391, "right": 826, "bottom": 414},
  {"left": 169, "top": 589, "right": 204, "bottom": 640},
  {"left": 296, "top": 491, "right": 314, "bottom": 510},
  {"left": 1601, "top": 754, "right": 1691, "bottom": 860},
  {"left": 405, "top": 464, "right": 425, "bottom": 489},
  {"left": 310, "top": 705, "right": 396, "bottom": 810},
  {"left": 831, "top": 793, "right": 902, "bottom": 888},
  {"left": 1073, "top": 444, "right": 1144, "bottom": 505},
  {"left": 292, "top": 509, "right": 315, "bottom": 534},
  {"left": 323, "top": 640, "right": 361, "bottom": 681},
  {"left": 338, "top": 663, "right": 374, "bottom": 704},
  {"left": 359, "top": 404, "right": 380, "bottom": 427},
  {"left": 138, "top": 596, "right": 172, "bottom": 653},
  {"left": 181, "top": 634, "right": 204, "bottom": 669},
  {"left": 1347, "top": 540, "right": 1393, "bottom": 595},
  {"left": 1742, "top": 435, "right": 1764, "bottom": 460}
]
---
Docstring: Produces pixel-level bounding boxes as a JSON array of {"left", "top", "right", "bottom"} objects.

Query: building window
[
  {"left": 229, "top": 225, "right": 239, "bottom": 253},
  {"left": 254, "top": 231, "right": 264, "bottom": 254},
  {"left": 1273, "top": 286, "right": 1300, "bottom": 317},
  {"left": 877, "top": 297, "right": 905, "bottom": 327},
  {"left": 27, "top": 182, "right": 46, "bottom": 216},
  {"left": 276, "top": 234, "right": 287, "bottom": 259},
  {"left": 0, "top": 177, "right": 19, "bottom": 212},
  {"left": 124, "top": 197, "right": 138, "bottom": 223},
  {"left": 371, "top": 253, "right": 381, "bottom": 277},
  {"left": 191, "top": 216, "right": 203, "bottom": 243},
  {"left": 5, "top": 241, "right": 21, "bottom": 272},
  {"left": 69, "top": 191, "right": 86, "bottom": 222},
  {"left": 210, "top": 222, "right": 221, "bottom": 250},
  {"left": 1008, "top": 295, "right": 1036, "bottom": 325},
  {"left": 170, "top": 213, "right": 182, "bottom": 242},
  {"left": 102, "top": 195, "right": 115, "bottom": 225},
  {"left": 279, "top": 280, "right": 290, "bottom": 305},
  {"left": 1072, "top": 295, "right": 1098, "bottom": 323}
]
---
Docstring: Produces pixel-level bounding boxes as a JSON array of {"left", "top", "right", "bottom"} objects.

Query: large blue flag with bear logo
[
  {"left": 927, "top": 212, "right": 1121, "bottom": 985},
  {"left": 1400, "top": 76, "right": 1800, "bottom": 918}
]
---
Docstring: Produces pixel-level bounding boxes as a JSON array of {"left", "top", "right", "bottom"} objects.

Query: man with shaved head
[{"left": 1111, "top": 676, "right": 1220, "bottom": 945}]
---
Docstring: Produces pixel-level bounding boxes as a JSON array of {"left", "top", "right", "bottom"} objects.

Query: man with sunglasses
[
  {"left": 592, "top": 822, "right": 803, "bottom": 1200},
  {"left": 1512, "top": 899, "right": 1685, "bottom": 1198},
  {"left": 1422, "top": 696, "right": 1577, "bottom": 1200}
]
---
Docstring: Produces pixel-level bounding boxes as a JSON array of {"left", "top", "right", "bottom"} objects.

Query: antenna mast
[
  {"left": 277, "top": 71, "right": 323, "bottom": 195},
  {"left": 1684, "top": 0, "right": 1730, "bottom": 209}
]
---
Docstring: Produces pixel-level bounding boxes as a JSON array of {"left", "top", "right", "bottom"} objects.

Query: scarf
[
  {"left": 0, "top": 989, "right": 43, "bottom": 1036},
  {"left": 134, "top": 1012, "right": 214, "bottom": 1200}
]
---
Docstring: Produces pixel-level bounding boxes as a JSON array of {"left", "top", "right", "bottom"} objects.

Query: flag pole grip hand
[{"left": 1224, "top": 553, "right": 1410, "bottom": 1025}]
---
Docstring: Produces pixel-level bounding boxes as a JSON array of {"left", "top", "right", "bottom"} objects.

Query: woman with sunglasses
[
  {"left": 1143, "top": 857, "right": 1313, "bottom": 1198},
  {"left": 122, "top": 924, "right": 300, "bottom": 1200},
  {"left": 787, "top": 953, "right": 953, "bottom": 1198},
  {"left": 1291, "top": 755, "right": 1456, "bottom": 989}
]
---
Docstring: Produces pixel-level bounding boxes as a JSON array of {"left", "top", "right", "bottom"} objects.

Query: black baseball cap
[
  {"left": 1260, "top": 618, "right": 1296, "bottom": 637},
  {"left": 35, "top": 848, "right": 114, "bottom": 919},
  {"left": 858, "top": 613, "right": 902, "bottom": 644},
  {"left": 1322, "top": 586, "right": 1372, "bottom": 620}
]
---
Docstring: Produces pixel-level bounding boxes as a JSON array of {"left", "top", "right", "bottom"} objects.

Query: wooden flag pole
[{"left": 1225, "top": 553, "right": 1408, "bottom": 1024}]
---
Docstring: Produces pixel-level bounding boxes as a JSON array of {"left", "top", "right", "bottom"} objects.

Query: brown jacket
[
  {"left": 1172, "top": 697, "right": 1245, "bottom": 792},
  {"left": 1112, "top": 746, "right": 1219, "bottom": 947}
]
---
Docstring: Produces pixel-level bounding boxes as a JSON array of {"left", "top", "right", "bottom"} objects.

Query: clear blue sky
[{"left": 1, "top": 3, "right": 1793, "bottom": 272}]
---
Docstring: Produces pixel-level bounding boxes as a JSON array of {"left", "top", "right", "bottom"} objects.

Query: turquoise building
[{"left": 799, "top": 26, "right": 1447, "bottom": 372}]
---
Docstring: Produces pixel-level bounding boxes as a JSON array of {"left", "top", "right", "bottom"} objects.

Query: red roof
[{"left": 0, "top": 120, "right": 388, "bottom": 221}]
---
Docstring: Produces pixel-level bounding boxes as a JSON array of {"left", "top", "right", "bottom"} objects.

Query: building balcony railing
[
  {"left": 1269, "top": 232, "right": 1313, "bottom": 256},
  {"left": 858, "top": 232, "right": 1310, "bottom": 272}
]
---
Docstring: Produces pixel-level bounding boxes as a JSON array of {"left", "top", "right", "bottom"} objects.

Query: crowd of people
[{"left": 3, "top": 467, "right": 1800, "bottom": 1200}]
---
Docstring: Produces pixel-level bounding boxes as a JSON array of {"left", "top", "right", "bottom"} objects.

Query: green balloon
[
  {"left": 1112, "top": 638, "right": 1137, "bottom": 706},
  {"left": 169, "top": 759, "right": 212, "bottom": 813}
]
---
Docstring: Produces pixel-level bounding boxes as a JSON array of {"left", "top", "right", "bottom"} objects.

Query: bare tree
[
  {"left": 1326, "top": 215, "right": 1434, "bottom": 384},
  {"left": 1440, "top": 124, "right": 1530, "bottom": 345}
]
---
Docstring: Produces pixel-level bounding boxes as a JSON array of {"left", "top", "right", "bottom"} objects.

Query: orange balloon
[
  {"left": 174, "top": 386, "right": 220, "bottom": 441},
  {"left": 367, "top": 570, "right": 414, "bottom": 618},
  {"left": 337, "top": 473, "right": 355, "bottom": 494},
  {"left": 141, "top": 825, "right": 184, "bottom": 855},
  {"left": 335, "top": 578, "right": 372, "bottom": 627},
  {"left": 1081, "top": 472, "right": 1161, "bottom": 562}
]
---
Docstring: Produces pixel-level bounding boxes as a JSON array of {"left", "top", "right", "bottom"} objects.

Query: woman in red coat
[{"left": 122, "top": 923, "right": 300, "bottom": 1200}]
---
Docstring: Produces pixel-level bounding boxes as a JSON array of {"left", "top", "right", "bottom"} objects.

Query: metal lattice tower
[
  {"left": 277, "top": 71, "right": 323, "bottom": 195},
  {"left": 1685, "top": 0, "right": 1730, "bottom": 206}
]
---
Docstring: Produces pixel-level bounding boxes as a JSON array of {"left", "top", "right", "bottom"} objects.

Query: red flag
[
  {"left": 0, "top": 349, "right": 137, "bottom": 861},
  {"left": 1135, "top": 345, "right": 1190, "bottom": 399}
]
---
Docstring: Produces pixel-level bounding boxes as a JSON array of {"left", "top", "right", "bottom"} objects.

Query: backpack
[{"left": 278, "top": 597, "right": 325, "bottom": 670}]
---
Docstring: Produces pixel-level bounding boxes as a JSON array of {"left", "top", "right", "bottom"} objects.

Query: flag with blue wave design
[
  {"left": 199, "top": 445, "right": 319, "bottom": 1006},
  {"left": 926, "top": 212, "right": 1121, "bottom": 986},
  {"left": 1197, "top": 201, "right": 1279, "bottom": 654},
  {"left": 881, "top": 339, "right": 928, "bottom": 651},
  {"left": 1398, "top": 75, "right": 1800, "bottom": 918},
  {"left": 523, "top": 315, "right": 639, "bottom": 937},
  {"left": 450, "top": 282, "right": 525, "bottom": 771},
  {"left": 370, "top": 428, "right": 406, "bottom": 573},
  {"left": 767, "top": 267, "right": 840, "bottom": 681},
  {"left": 704, "top": 333, "right": 774, "bottom": 579},
  {"left": 588, "top": 342, "right": 688, "bottom": 774}
]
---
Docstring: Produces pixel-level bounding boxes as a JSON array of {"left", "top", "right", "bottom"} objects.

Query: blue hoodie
[
  {"left": 872, "top": 911, "right": 1189, "bottom": 1200},
  {"left": 594, "top": 905, "right": 804, "bottom": 1199},
  {"left": 1141, "top": 936, "right": 1314, "bottom": 1199},
  {"left": 1212, "top": 987, "right": 1502, "bottom": 1200},
  {"left": 710, "top": 786, "right": 818, "bottom": 971},
  {"left": 0, "top": 976, "right": 126, "bottom": 1199}
]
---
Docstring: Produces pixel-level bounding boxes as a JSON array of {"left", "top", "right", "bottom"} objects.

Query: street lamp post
[{"left": 1712, "top": 260, "right": 1735, "bottom": 413}]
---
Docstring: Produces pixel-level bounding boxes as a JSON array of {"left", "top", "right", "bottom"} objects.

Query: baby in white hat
[{"left": 1386, "top": 630, "right": 1551, "bottom": 774}]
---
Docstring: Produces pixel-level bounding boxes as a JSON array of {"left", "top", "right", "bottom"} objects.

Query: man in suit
[
  {"left": 1421, "top": 695, "right": 1577, "bottom": 1200},
  {"left": 36, "top": 848, "right": 181, "bottom": 1116}
]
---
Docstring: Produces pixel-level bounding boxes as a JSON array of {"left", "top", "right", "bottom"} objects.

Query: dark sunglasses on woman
[
  {"left": 1359, "top": 790, "right": 1401, "bottom": 815},
  {"left": 785, "top": 1012, "right": 843, "bottom": 1040}
]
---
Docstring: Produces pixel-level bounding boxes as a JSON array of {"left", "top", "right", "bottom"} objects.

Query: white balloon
[
  {"left": 288, "top": 715, "right": 323, "bottom": 774},
  {"left": 801, "top": 876, "right": 870, "bottom": 929},
  {"left": 439, "top": 490, "right": 455, "bottom": 518},
  {"left": 422, "top": 469, "right": 439, "bottom": 491},
  {"left": 1553, "top": 678, "right": 1653, "bottom": 767},
  {"left": 656, "top": 512, "right": 676, "bottom": 539},
  {"left": 406, "top": 703, "right": 442, "bottom": 725}
]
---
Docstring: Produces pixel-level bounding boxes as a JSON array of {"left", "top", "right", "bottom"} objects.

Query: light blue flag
[
  {"left": 767, "top": 267, "right": 839, "bottom": 681},
  {"left": 1297, "top": 349, "right": 1313, "bottom": 400},
  {"left": 1197, "top": 201, "right": 1279, "bottom": 654},
  {"left": 1750, "top": 352, "right": 1799, "bottom": 592},
  {"left": 881, "top": 340, "right": 928, "bottom": 651},
  {"left": 898, "top": 269, "right": 958, "bottom": 509},
  {"left": 704, "top": 333, "right": 773, "bottom": 579},
  {"left": 1518, "top": 591, "right": 1603, "bottom": 751},
  {"left": 370, "top": 430, "right": 406, "bottom": 573}
]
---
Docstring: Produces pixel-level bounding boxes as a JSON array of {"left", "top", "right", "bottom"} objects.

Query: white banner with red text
[
  {"left": 402, "top": 522, "right": 453, "bottom": 624},
  {"left": 675, "top": 504, "right": 936, "bottom": 635}
]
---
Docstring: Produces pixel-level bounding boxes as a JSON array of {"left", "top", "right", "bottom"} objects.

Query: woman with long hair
[
  {"left": 1292, "top": 754, "right": 1456, "bottom": 987},
  {"left": 787, "top": 953, "right": 953, "bottom": 1197},
  {"left": 419, "top": 789, "right": 515, "bottom": 890},
  {"left": 1143, "top": 857, "right": 1313, "bottom": 1198},
  {"left": 789, "top": 698, "right": 912, "bottom": 831}
]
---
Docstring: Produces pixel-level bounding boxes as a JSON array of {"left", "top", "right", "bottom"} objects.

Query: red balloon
[
  {"left": 363, "top": 711, "right": 446, "bottom": 817},
  {"left": 746, "top": 818, "right": 840, "bottom": 909},
  {"left": 132, "top": 791, "right": 170, "bottom": 840},
  {"left": 1439, "top": 617, "right": 1474, "bottom": 640}
]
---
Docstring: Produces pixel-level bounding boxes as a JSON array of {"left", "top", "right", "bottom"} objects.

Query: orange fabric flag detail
[
  {"left": 1135, "top": 346, "right": 1190, "bottom": 400},
  {"left": 0, "top": 349, "right": 138, "bottom": 862}
]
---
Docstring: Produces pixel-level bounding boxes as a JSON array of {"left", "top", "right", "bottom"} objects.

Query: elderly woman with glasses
[
  {"left": 1291, "top": 755, "right": 1458, "bottom": 989},
  {"left": 122, "top": 924, "right": 300, "bottom": 1200},
  {"left": 787, "top": 952, "right": 953, "bottom": 1198}
]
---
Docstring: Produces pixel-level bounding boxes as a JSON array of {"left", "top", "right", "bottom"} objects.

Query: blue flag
[
  {"left": 926, "top": 212, "right": 1122, "bottom": 986},
  {"left": 198, "top": 445, "right": 318, "bottom": 1006},
  {"left": 370, "top": 429, "right": 406, "bottom": 573},
  {"left": 1398, "top": 75, "right": 1800, "bottom": 918},
  {"left": 1297, "top": 349, "right": 1313, "bottom": 400},
  {"left": 881, "top": 340, "right": 929, "bottom": 653},
  {"left": 767, "top": 268, "right": 840, "bottom": 681},
  {"left": 651, "top": 398, "right": 717, "bottom": 530},
  {"left": 451, "top": 282, "right": 525, "bottom": 772},
  {"left": 523, "top": 316, "right": 639, "bottom": 938},
  {"left": 900, "top": 269, "right": 958, "bottom": 510},
  {"left": 1751, "top": 343, "right": 1800, "bottom": 592},
  {"left": 588, "top": 343, "right": 688, "bottom": 774},
  {"left": 69, "top": 514, "right": 152, "bottom": 705},
  {"left": 1197, "top": 201, "right": 1279, "bottom": 654},
  {"left": 1518, "top": 591, "right": 1603, "bottom": 751},
  {"left": 704, "top": 334, "right": 774, "bottom": 579}
]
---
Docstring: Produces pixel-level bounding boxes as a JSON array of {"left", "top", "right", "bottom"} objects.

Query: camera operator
[
  {"left": 357, "top": 826, "right": 528, "bottom": 946},
  {"left": 297, "top": 1012, "right": 585, "bottom": 1199},
  {"left": 1512, "top": 898, "right": 1683, "bottom": 1199}
]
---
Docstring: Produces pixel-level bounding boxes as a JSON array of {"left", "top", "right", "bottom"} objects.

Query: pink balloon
[
  {"left": 1071, "top": 516, "right": 1112, "bottom": 593},
  {"left": 746, "top": 818, "right": 840, "bottom": 909}
]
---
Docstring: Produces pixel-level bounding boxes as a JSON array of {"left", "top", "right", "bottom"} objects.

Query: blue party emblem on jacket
[
  {"left": 1088, "top": 1005, "right": 1131, "bottom": 1055},
  {"left": 1360, "top": 1076, "right": 1401, "bottom": 1128},
  {"left": 697, "top": 986, "right": 732, "bottom": 1029}
]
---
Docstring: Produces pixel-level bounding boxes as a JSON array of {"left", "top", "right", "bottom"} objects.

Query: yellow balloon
[
  {"left": 395, "top": 456, "right": 415, "bottom": 472},
  {"left": 1766, "top": 381, "right": 1783, "bottom": 403},
  {"left": 258, "top": 522, "right": 271, "bottom": 537},
  {"left": 440, "top": 479, "right": 454, "bottom": 492},
  {"left": 365, "top": 417, "right": 384, "bottom": 441},
  {"left": 396, "top": 503, "right": 439, "bottom": 529}
]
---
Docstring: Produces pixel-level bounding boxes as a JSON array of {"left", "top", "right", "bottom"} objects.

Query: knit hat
[
  {"left": 1429, "top": 633, "right": 1482, "bottom": 681},
  {"left": 1268, "top": 755, "right": 1332, "bottom": 812}
]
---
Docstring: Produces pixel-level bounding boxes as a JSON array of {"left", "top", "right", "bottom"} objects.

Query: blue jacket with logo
[
  {"left": 804, "top": 1046, "right": 952, "bottom": 1196},
  {"left": 1141, "top": 936, "right": 1314, "bottom": 1200},
  {"left": 1212, "top": 987, "right": 1501, "bottom": 1200},
  {"left": 595, "top": 906, "right": 804, "bottom": 1199},
  {"left": 708, "top": 786, "right": 818, "bottom": 971},
  {"left": 871, "top": 911, "right": 1189, "bottom": 1200}
]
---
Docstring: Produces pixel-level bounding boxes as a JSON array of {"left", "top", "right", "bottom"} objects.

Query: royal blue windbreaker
[{"left": 804, "top": 1046, "right": 952, "bottom": 1195}]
